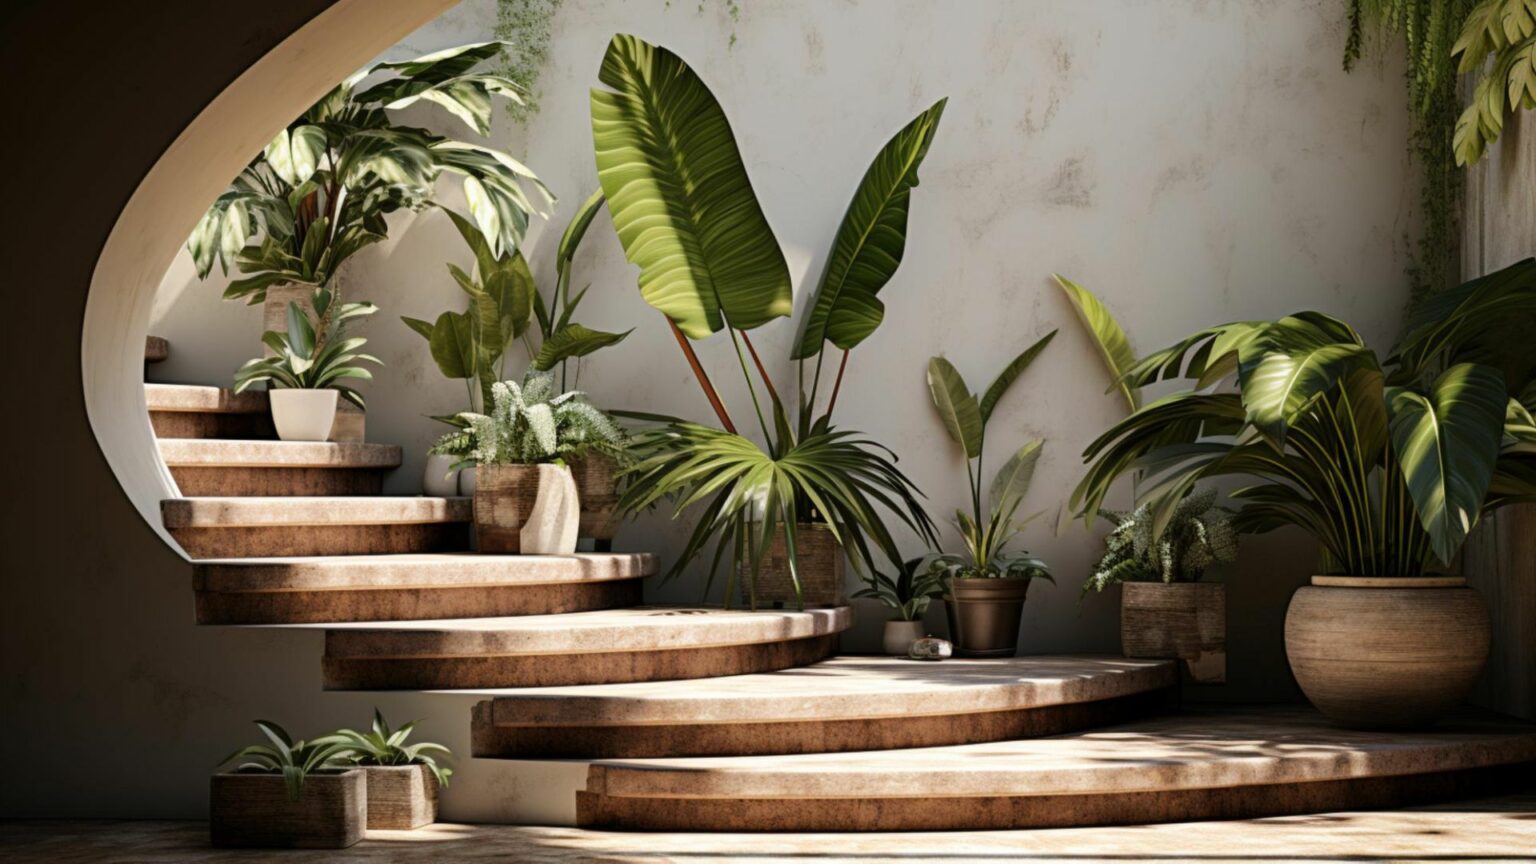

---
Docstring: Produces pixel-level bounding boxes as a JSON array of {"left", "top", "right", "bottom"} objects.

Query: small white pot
[
  {"left": 269, "top": 388, "right": 338, "bottom": 441},
  {"left": 519, "top": 463, "right": 580, "bottom": 555},
  {"left": 457, "top": 466, "right": 477, "bottom": 496},
  {"left": 883, "top": 619, "right": 925, "bottom": 656},
  {"left": 422, "top": 454, "right": 459, "bottom": 497}
]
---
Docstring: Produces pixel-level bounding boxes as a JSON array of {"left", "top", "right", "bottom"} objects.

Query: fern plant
[
  {"left": 1082, "top": 487, "right": 1238, "bottom": 596},
  {"left": 431, "top": 370, "right": 622, "bottom": 467},
  {"left": 336, "top": 709, "right": 453, "bottom": 788},
  {"left": 219, "top": 720, "right": 357, "bottom": 802}
]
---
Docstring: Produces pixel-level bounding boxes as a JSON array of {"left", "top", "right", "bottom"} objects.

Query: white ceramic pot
[
  {"left": 457, "top": 466, "right": 477, "bottom": 496},
  {"left": 269, "top": 388, "right": 338, "bottom": 441},
  {"left": 520, "top": 463, "right": 580, "bottom": 555},
  {"left": 883, "top": 619, "right": 925, "bottom": 656},
  {"left": 422, "top": 454, "right": 459, "bottom": 497}
]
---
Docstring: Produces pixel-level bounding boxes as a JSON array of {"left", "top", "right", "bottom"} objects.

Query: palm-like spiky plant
[
  {"left": 1082, "top": 487, "right": 1238, "bottom": 595},
  {"left": 431, "top": 370, "right": 622, "bottom": 467},
  {"left": 219, "top": 720, "right": 357, "bottom": 802},
  {"left": 336, "top": 709, "right": 453, "bottom": 788}
]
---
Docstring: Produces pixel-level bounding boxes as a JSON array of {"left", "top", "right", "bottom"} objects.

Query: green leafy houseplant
[
  {"left": 855, "top": 557, "right": 945, "bottom": 622},
  {"left": 1451, "top": 0, "right": 1536, "bottom": 165},
  {"left": 1072, "top": 257, "right": 1536, "bottom": 577},
  {"left": 235, "top": 293, "right": 381, "bottom": 408},
  {"left": 593, "top": 34, "right": 943, "bottom": 605},
  {"left": 336, "top": 709, "right": 453, "bottom": 788},
  {"left": 189, "top": 41, "right": 550, "bottom": 305},
  {"left": 432, "top": 370, "right": 623, "bottom": 468},
  {"left": 1082, "top": 487, "right": 1238, "bottom": 595},
  {"left": 219, "top": 720, "right": 357, "bottom": 802}
]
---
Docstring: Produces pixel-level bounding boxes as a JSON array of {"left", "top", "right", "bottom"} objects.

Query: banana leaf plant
[
  {"left": 1073, "top": 257, "right": 1536, "bottom": 576},
  {"left": 188, "top": 41, "right": 551, "bottom": 306},
  {"left": 219, "top": 720, "right": 358, "bottom": 802},
  {"left": 592, "top": 34, "right": 943, "bottom": 605},
  {"left": 924, "top": 336, "right": 1057, "bottom": 585}
]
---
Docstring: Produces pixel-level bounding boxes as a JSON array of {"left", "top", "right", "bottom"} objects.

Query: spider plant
[
  {"left": 1073, "top": 257, "right": 1536, "bottom": 576},
  {"left": 854, "top": 556, "right": 946, "bottom": 621},
  {"left": 592, "top": 34, "right": 944, "bottom": 604},
  {"left": 219, "top": 720, "right": 357, "bottom": 802},
  {"left": 234, "top": 292, "right": 380, "bottom": 408},
  {"left": 924, "top": 333, "right": 1058, "bottom": 585},
  {"left": 336, "top": 709, "right": 453, "bottom": 788}
]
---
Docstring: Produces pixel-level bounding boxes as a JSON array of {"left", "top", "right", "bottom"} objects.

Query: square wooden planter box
[
  {"left": 210, "top": 769, "right": 365, "bottom": 849},
  {"left": 1121, "top": 581, "right": 1226, "bottom": 684},
  {"left": 363, "top": 764, "right": 439, "bottom": 829}
]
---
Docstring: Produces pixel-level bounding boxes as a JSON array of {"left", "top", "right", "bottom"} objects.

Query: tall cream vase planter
[
  {"left": 269, "top": 389, "right": 338, "bottom": 441},
  {"left": 1285, "top": 576, "right": 1490, "bottom": 728},
  {"left": 473, "top": 463, "right": 580, "bottom": 554}
]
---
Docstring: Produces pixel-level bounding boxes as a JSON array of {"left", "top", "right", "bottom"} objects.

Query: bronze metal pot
[{"left": 944, "top": 577, "right": 1032, "bottom": 657}]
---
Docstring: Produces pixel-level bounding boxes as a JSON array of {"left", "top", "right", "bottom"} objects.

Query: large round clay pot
[
  {"left": 944, "top": 578, "right": 1032, "bottom": 657},
  {"left": 1285, "top": 575, "right": 1489, "bottom": 728}
]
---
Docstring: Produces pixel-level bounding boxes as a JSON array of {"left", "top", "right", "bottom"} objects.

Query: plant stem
[
  {"left": 667, "top": 317, "right": 736, "bottom": 433},
  {"left": 727, "top": 326, "right": 773, "bottom": 443},
  {"left": 823, "top": 350, "right": 850, "bottom": 422},
  {"left": 739, "top": 331, "right": 782, "bottom": 409}
]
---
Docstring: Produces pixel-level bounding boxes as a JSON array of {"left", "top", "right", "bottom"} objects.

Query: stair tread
[
  {"left": 474, "top": 655, "right": 1174, "bottom": 726},
  {"left": 321, "top": 606, "right": 850, "bottom": 656},
  {"left": 194, "top": 552, "right": 655, "bottom": 591},
  {"left": 584, "top": 705, "right": 1536, "bottom": 800},
  {"left": 159, "top": 438, "right": 401, "bottom": 468},
  {"left": 164, "top": 496, "right": 470, "bottom": 527},
  {"left": 145, "top": 383, "right": 267, "bottom": 413}
]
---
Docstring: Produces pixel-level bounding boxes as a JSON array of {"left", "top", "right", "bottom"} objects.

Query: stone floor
[{"left": 4, "top": 792, "right": 1534, "bottom": 863}]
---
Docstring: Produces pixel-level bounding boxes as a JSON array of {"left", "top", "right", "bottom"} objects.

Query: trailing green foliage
[
  {"left": 336, "top": 709, "right": 454, "bottom": 788},
  {"left": 854, "top": 557, "right": 946, "bottom": 621},
  {"left": 432, "top": 370, "right": 622, "bottom": 467},
  {"left": 1082, "top": 487, "right": 1238, "bottom": 595},
  {"left": 1073, "top": 257, "right": 1536, "bottom": 576},
  {"left": 189, "top": 41, "right": 551, "bottom": 303},
  {"left": 925, "top": 333, "right": 1058, "bottom": 583},
  {"left": 1451, "top": 0, "right": 1536, "bottom": 164},
  {"left": 495, "top": 0, "right": 564, "bottom": 124},
  {"left": 234, "top": 292, "right": 380, "bottom": 408},
  {"left": 219, "top": 720, "right": 357, "bottom": 802}
]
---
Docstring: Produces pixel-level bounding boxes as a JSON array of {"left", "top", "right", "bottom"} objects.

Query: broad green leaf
[
  {"left": 1053, "top": 275, "right": 1139, "bottom": 412},
  {"left": 1238, "top": 316, "right": 1376, "bottom": 442},
  {"left": 793, "top": 98, "right": 947, "bottom": 359},
  {"left": 533, "top": 324, "right": 634, "bottom": 370},
  {"left": 264, "top": 129, "right": 299, "bottom": 185},
  {"left": 990, "top": 440, "right": 1043, "bottom": 511},
  {"left": 590, "top": 34, "right": 791, "bottom": 338},
  {"left": 558, "top": 189, "right": 607, "bottom": 277},
  {"left": 286, "top": 302, "right": 314, "bottom": 358},
  {"left": 1387, "top": 363, "right": 1507, "bottom": 565},
  {"left": 980, "top": 330, "right": 1056, "bottom": 423},
  {"left": 401, "top": 316, "right": 434, "bottom": 340},
  {"left": 926, "top": 356, "right": 982, "bottom": 458},
  {"left": 289, "top": 125, "right": 327, "bottom": 183},
  {"left": 428, "top": 311, "right": 474, "bottom": 379},
  {"left": 486, "top": 254, "right": 534, "bottom": 340}
]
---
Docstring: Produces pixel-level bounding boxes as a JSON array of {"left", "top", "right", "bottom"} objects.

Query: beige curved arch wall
[{"left": 81, "top": 0, "right": 455, "bottom": 549}]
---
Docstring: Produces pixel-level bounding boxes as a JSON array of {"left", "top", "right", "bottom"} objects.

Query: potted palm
[
  {"left": 855, "top": 557, "right": 946, "bottom": 655},
  {"left": 211, "top": 721, "right": 363, "bottom": 849},
  {"left": 924, "top": 339, "right": 1058, "bottom": 657},
  {"left": 433, "top": 370, "right": 624, "bottom": 554},
  {"left": 1073, "top": 258, "right": 1536, "bottom": 727},
  {"left": 1082, "top": 487, "right": 1238, "bottom": 683},
  {"left": 234, "top": 294, "right": 380, "bottom": 441},
  {"left": 336, "top": 709, "right": 453, "bottom": 830},
  {"left": 596, "top": 35, "right": 942, "bottom": 607}
]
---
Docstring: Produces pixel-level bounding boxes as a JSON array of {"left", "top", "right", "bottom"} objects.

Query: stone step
[
  {"left": 193, "top": 552, "right": 652, "bottom": 624},
  {"left": 320, "top": 606, "right": 849, "bottom": 690},
  {"left": 575, "top": 706, "right": 1536, "bottom": 832},
  {"left": 145, "top": 335, "right": 169, "bottom": 363},
  {"left": 163, "top": 496, "right": 472, "bottom": 558},
  {"left": 159, "top": 439, "right": 400, "bottom": 496},
  {"left": 470, "top": 655, "right": 1177, "bottom": 758},
  {"left": 145, "top": 384, "right": 363, "bottom": 441}
]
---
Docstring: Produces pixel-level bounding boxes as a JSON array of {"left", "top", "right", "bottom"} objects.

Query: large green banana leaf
[
  {"left": 926, "top": 357, "right": 982, "bottom": 458},
  {"left": 1239, "top": 340, "right": 1376, "bottom": 444},
  {"left": 980, "top": 330, "right": 1056, "bottom": 422},
  {"left": 792, "top": 99, "right": 947, "bottom": 360},
  {"left": 1387, "top": 362, "right": 1508, "bottom": 565},
  {"left": 590, "top": 34, "right": 791, "bottom": 339},
  {"left": 1053, "top": 275, "right": 1139, "bottom": 412}
]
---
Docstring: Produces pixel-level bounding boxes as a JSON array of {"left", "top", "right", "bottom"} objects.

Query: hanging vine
[{"left": 495, "top": 0, "right": 563, "bottom": 124}]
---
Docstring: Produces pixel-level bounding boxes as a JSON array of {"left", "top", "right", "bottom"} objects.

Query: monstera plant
[
  {"left": 189, "top": 41, "right": 551, "bottom": 304},
  {"left": 594, "top": 34, "right": 942, "bottom": 607},
  {"left": 1073, "top": 258, "right": 1536, "bottom": 724}
]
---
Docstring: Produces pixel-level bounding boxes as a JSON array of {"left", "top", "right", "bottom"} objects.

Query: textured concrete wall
[{"left": 150, "top": 0, "right": 1418, "bottom": 701}]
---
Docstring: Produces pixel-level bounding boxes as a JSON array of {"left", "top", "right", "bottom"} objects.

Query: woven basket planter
[
  {"left": 737, "top": 522, "right": 845, "bottom": 608},
  {"left": 473, "top": 463, "right": 579, "bottom": 554},
  {"left": 569, "top": 452, "right": 620, "bottom": 546},
  {"left": 1121, "top": 582, "right": 1226, "bottom": 684}
]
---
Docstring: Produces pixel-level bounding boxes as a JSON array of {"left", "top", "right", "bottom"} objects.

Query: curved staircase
[{"left": 145, "top": 337, "right": 1536, "bottom": 832}]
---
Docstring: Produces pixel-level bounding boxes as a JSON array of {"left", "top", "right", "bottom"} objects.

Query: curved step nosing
[{"left": 193, "top": 555, "right": 656, "bottom": 592}]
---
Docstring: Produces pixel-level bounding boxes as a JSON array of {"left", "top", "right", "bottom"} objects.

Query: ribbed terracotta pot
[
  {"left": 568, "top": 452, "right": 619, "bottom": 548},
  {"left": 1121, "top": 582, "right": 1226, "bottom": 684},
  {"left": 944, "top": 578, "right": 1032, "bottom": 657},
  {"left": 1285, "top": 575, "right": 1490, "bottom": 728},
  {"left": 737, "top": 522, "right": 845, "bottom": 607},
  {"left": 473, "top": 463, "right": 580, "bottom": 554},
  {"left": 362, "top": 764, "right": 439, "bottom": 830},
  {"left": 210, "top": 770, "right": 365, "bottom": 849}
]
